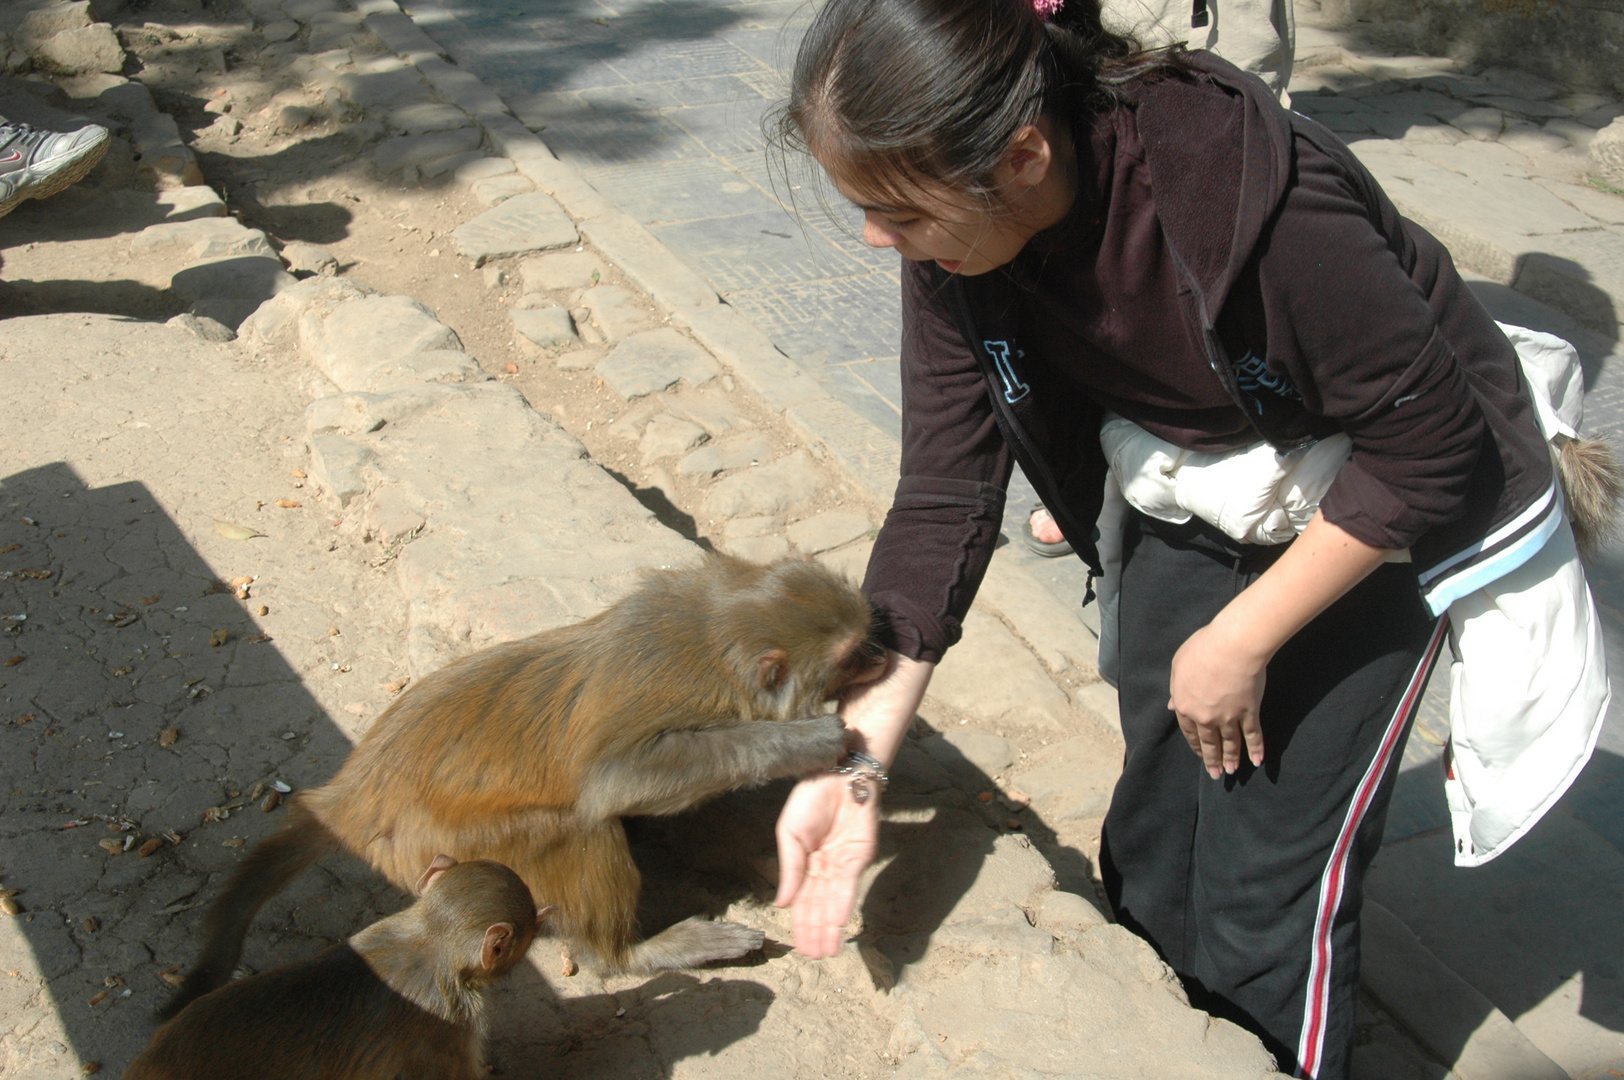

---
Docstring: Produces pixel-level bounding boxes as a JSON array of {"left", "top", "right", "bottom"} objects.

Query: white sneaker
[{"left": 0, "top": 122, "right": 111, "bottom": 219}]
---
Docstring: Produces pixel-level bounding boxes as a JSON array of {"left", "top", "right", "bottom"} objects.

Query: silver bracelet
[{"left": 831, "top": 750, "right": 889, "bottom": 804}]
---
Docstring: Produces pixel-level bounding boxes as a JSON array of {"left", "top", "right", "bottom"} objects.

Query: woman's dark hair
[{"left": 769, "top": 0, "right": 1185, "bottom": 208}]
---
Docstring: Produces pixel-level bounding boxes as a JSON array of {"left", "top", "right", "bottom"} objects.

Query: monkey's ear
[
  {"left": 757, "top": 649, "right": 788, "bottom": 692},
  {"left": 481, "top": 923, "right": 516, "bottom": 970},
  {"left": 415, "top": 853, "right": 458, "bottom": 896},
  {"left": 536, "top": 904, "right": 557, "bottom": 929}
]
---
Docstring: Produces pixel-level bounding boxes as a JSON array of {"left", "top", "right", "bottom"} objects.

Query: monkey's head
[
  {"left": 718, "top": 557, "right": 889, "bottom": 720},
  {"left": 414, "top": 856, "right": 550, "bottom": 985}
]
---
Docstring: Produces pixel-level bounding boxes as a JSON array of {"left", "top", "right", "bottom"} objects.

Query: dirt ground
[{"left": 0, "top": 1, "right": 1159, "bottom": 1076}]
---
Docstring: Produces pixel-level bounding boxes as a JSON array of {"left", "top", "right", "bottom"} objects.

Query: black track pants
[{"left": 1100, "top": 512, "right": 1444, "bottom": 1080}]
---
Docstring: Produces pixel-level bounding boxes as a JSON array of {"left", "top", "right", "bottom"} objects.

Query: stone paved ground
[{"left": 398, "top": 1, "right": 1624, "bottom": 1075}]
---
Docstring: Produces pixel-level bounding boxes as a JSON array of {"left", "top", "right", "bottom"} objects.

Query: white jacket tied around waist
[{"left": 1099, "top": 323, "right": 1609, "bottom": 867}]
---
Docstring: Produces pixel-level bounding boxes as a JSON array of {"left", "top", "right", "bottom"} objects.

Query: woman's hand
[
  {"left": 1169, "top": 512, "right": 1395, "bottom": 778},
  {"left": 774, "top": 771, "right": 879, "bottom": 958},
  {"left": 1169, "top": 621, "right": 1268, "bottom": 777},
  {"left": 773, "top": 653, "right": 934, "bottom": 957}
]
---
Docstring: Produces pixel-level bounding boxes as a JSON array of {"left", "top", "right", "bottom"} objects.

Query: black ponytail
[{"left": 768, "top": 0, "right": 1187, "bottom": 207}]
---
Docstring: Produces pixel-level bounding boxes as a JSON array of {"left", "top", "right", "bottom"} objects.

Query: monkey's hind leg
[
  {"left": 627, "top": 915, "right": 766, "bottom": 974},
  {"left": 529, "top": 817, "right": 764, "bottom": 974}
]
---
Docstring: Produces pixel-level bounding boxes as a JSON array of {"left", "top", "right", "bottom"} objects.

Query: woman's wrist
[{"left": 838, "top": 653, "right": 934, "bottom": 769}]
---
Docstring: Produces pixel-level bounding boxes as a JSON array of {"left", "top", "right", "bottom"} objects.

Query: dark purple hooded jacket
[{"left": 863, "top": 53, "right": 1557, "bottom": 662}]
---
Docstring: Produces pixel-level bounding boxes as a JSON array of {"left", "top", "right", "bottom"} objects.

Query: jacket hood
[{"left": 1124, "top": 52, "right": 1297, "bottom": 323}]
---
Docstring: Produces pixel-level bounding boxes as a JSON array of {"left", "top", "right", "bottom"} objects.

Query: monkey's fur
[
  {"left": 162, "top": 556, "right": 883, "bottom": 1019},
  {"left": 127, "top": 858, "right": 545, "bottom": 1080}
]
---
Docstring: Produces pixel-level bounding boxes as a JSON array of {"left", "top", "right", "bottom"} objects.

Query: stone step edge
[
  {"left": 347, "top": 0, "right": 1111, "bottom": 705},
  {"left": 1361, "top": 899, "right": 1572, "bottom": 1080},
  {"left": 1388, "top": 189, "right": 1621, "bottom": 342}
]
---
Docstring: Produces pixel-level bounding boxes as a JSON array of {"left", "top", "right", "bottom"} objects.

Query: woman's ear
[{"left": 999, "top": 123, "right": 1055, "bottom": 190}]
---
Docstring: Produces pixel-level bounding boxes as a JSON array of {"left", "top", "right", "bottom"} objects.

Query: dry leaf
[
  {"left": 140, "top": 595, "right": 161, "bottom": 605},
  {"left": 82, "top": 917, "right": 99, "bottom": 932},
  {"left": 209, "top": 629, "right": 228, "bottom": 647},
  {"left": 0, "top": 889, "right": 19, "bottom": 899},
  {"left": 3, "top": 656, "right": 21, "bottom": 667},
  {"left": 248, "top": 781, "right": 266, "bottom": 801},
  {"left": 213, "top": 520, "right": 264, "bottom": 541},
  {"left": 385, "top": 677, "right": 409, "bottom": 695},
  {"left": 14, "top": 714, "right": 33, "bottom": 725},
  {"left": 275, "top": 500, "right": 301, "bottom": 509},
  {"left": 0, "top": 543, "right": 19, "bottom": 554},
  {"left": 137, "top": 838, "right": 163, "bottom": 857},
  {"left": 158, "top": 727, "right": 179, "bottom": 748}
]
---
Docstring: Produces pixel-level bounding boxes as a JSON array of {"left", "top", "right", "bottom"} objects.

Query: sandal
[{"left": 1021, "top": 502, "right": 1074, "bottom": 557}]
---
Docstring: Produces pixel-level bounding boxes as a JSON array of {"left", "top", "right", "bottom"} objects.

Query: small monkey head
[
  {"left": 415, "top": 856, "right": 548, "bottom": 984},
  {"left": 725, "top": 558, "right": 888, "bottom": 719}
]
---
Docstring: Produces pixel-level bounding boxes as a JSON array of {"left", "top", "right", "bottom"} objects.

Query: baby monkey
[
  {"left": 164, "top": 555, "right": 886, "bottom": 1018},
  {"left": 126, "top": 857, "right": 546, "bottom": 1080}
]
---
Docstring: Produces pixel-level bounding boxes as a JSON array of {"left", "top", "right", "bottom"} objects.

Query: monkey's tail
[{"left": 156, "top": 800, "right": 339, "bottom": 1020}]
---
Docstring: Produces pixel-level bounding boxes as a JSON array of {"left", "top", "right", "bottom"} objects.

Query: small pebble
[
  {"left": 258, "top": 605, "right": 269, "bottom": 616},
  {"left": 82, "top": 917, "right": 99, "bottom": 932},
  {"left": 158, "top": 727, "right": 179, "bottom": 748}
]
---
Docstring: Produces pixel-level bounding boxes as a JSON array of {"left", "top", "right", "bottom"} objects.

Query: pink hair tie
[{"left": 1034, "top": 0, "right": 1064, "bottom": 21}]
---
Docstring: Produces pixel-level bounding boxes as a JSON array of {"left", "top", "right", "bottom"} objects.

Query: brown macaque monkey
[
  {"left": 127, "top": 856, "right": 545, "bottom": 1080},
  {"left": 161, "top": 555, "right": 885, "bottom": 1019}
]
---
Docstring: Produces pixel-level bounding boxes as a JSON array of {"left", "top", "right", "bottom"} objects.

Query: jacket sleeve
[
  {"left": 1252, "top": 134, "right": 1486, "bottom": 550},
  {"left": 862, "top": 262, "right": 1013, "bottom": 662}
]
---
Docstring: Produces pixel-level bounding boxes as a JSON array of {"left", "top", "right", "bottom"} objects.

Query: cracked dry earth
[{"left": 0, "top": 314, "right": 410, "bottom": 1076}]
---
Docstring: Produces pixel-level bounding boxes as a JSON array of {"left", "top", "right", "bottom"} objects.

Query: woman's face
[
  {"left": 816, "top": 118, "right": 1073, "bottom": 276},
  {"left": 825, "top": 171, "right": 1032, "bottom": 276}
]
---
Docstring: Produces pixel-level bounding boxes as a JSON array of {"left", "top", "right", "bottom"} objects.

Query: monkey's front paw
[{"left": 780, "top": 714, "right": 849, "bottom": 772}]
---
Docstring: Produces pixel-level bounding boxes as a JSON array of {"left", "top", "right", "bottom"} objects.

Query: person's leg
[
  {"left": 0, "top": 122, "right": 110, "bottom": 219},
  {"left": 1184, "top": 562, "right": 1441, "bottom": 1079},
  {"left": 1101, "top": 513, "right": 1442, "bottom": 1079},
  {"left": 1101, "top": 512, "right": 1238, "bottom": 969}
]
